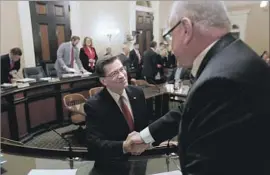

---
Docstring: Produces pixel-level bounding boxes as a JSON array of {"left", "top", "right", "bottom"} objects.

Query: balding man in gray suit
[{"left": 55, "top": 36, "right": 88, "bottom": 77}]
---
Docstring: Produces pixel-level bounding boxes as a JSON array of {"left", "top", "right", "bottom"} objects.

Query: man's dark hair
[
  {"left": 10, "top": 47, "right": 22, "bottom": 56},
  {"left": 150, "top": 41, "right": 157, "bottom": 48},
  {"left": 71, "top": 35, "right": 80, "bottom": 41},
  {"left": 95, "top": 56, "right": 119, "bottom": 77}
]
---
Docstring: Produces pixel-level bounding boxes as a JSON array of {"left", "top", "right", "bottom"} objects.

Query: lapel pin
[{"left": 133, "top": 97, "right": 136, "bottom": 100}]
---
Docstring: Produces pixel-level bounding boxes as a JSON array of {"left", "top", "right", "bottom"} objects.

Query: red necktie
[
  {"left": 119, "top": 96, "right": 134, "bottom": 131},
  {"left": 10, "top": 61, "right": 14, "bottom": 70},
  {"left": 70, "top": 47, "right": 74, "bottom": 68}
]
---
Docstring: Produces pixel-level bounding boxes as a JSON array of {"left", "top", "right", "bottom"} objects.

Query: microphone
[{"left": 46, "top": 125, "right": 75, "bottom": 169}]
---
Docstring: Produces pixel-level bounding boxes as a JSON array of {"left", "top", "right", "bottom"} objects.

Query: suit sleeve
[
  {"left": 84, "top": 102, "right": 124, "bottom": 159},
  {"left": 79, "top": 48, "right": 88, "bottom": 70},
  {"left": 148, "top": 107, "right": 183, "bottom": 143},
  {"left": 179, "top": 78, "right": 267, "bottom": 175},
  {"left": 56, "top": 43, "right": 70, "bottom": 71},
  {"left": 75, "top": 48, "right": 84, "bottom": 70}
]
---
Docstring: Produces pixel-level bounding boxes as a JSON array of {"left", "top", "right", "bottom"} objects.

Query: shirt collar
[
  {"left": 191, "top": 40, "right": 218, "bottom": 77},
  {"left": 107, "top": 88, "right": 128, "bottom": 103}
]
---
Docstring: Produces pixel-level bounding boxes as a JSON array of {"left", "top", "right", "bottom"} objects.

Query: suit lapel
[
  {"left": 196, "top": 33, "right": 237, "bottom": 79},
  {"left": 101, "top": 87, "right": 131, "bottom": 131}
]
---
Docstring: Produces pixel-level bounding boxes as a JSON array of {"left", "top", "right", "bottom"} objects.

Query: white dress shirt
[
  {"left": 140, "top": 40, "right": 218, "bottom": 144},
  {"left": 107, "top": 88, "right": 134, "bottom": 121}
]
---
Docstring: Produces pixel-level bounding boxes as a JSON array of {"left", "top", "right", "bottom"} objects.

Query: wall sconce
[{"left": 103, "top": 28, "right": 120, "bottom": 42}]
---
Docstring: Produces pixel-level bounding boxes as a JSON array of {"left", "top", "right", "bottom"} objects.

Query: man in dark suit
[
  {"left": 124, "top": 1, "right": 270, "bottom": 175},
  {"left": 129, "top": 43, "right": 142, "bottom": 79},
  {"left": 1, "top": 47, "right": 22, "bottom": 84},
  {"left": 142, "top": 41, "right": 165, "bottom": 84},
  {"left": 84, "top": 56, "right": 150, "bottom": 175}
]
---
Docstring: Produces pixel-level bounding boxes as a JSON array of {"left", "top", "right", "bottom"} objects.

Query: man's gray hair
[{"left": 169, "top": 1, "right": 231, "bottom": 33}]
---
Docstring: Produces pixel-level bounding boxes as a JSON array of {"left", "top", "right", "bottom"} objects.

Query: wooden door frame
[{"left": 29, "top": 1, "right": 71, "bottom": 66}]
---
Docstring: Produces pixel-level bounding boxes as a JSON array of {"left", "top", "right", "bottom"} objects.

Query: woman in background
[{"left": 80, "top": 37, "right": 98, "bottom": 72}]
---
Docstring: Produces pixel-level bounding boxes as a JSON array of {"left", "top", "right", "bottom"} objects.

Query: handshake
[
  {"left": 122, "top": 131, "right": 178, "bottom": 155},
  {"left": 123, "top": 131, "right": 149, "bottom": 155}
]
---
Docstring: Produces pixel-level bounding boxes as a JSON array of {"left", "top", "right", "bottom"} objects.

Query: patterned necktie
[
  {"left": 70, "top": 47, "right": 74, "bottom": 68},
  {"left": 119, "top": 96, "right": 134, "bottom": 132}
]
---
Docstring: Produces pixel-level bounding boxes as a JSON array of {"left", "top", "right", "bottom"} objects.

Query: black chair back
[
  {"left": 45, "top": 63, "right": 57, "bottom": 77},
  {"left": 23, "top": 66, "right": 46, "bottom": 79}
]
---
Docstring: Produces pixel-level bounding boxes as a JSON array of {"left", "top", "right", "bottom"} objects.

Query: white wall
[
  {"left": 79, "top": 1, "right": 131, "bottom": 57},
  {"left": 18, "top": 1, "right": 35, "bottom": 67}
]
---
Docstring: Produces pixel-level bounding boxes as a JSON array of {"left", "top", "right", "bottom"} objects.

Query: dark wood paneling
[
  {"left": 16, "top": 104, "right": 28, "bottom": 138},
  {"left": 56, "top": 25, "right": 65, "bottom": 47},
  {"left": 36, "top": 2, "right": 47, "bottom": 15},
  {"left": 136, "top": 11, "right": 153, "bottom": 54},
  {"left": 39, "top": 24, "right": 50, "bottom": 61},
  {"left": 29, "top": 1, "right": 71, "bottom": 64},
  {"left": 1, "top": 112, "right": 11, "bottom": 138},
  {"left": 29, "top": 98, "right": 57, "bottom": 128}
]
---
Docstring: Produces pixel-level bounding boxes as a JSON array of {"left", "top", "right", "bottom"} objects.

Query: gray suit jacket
[{"left": 54, "top": 42, "right": 84, "bottom": 76}]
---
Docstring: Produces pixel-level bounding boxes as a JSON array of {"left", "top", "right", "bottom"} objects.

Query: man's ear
[{"left": 99, "top": 77, "right": 106, "bottom": 86}]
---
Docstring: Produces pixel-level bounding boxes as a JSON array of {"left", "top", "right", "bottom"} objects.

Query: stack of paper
[
  {"left": 152, "top": 170, "right": 182, "bottom": 175},
  {"left": 28, "top": 169, "right": 77, "bottom": 175}
]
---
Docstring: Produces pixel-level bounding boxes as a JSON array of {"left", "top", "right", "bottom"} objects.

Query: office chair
[
  {"left": 23, "top": 66, "right": 46, "bottom": 79},
  {"left": 89, "top": 87, "right": 103, "bottom": 97},
  {"left": 45, "top": 63, "right": 57, "bottom": 77},
  {"left": 62, "top": 93, "right": 87, "bottom": 142}
]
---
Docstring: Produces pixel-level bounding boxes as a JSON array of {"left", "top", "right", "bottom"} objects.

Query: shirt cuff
[{"left": 140, "top": 127, "right": 155, "bottom": 144}]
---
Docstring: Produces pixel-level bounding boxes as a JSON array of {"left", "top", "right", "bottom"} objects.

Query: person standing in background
[
  {"left": 55, "top": 36, "right": 88, "bottom": 77},
  {"left": 129, "top": 42, "right": 143, "bottom": 79},
  {"left": 1, "top": 47, "right": 22, "bottom": 84},
  {"left": 80, "top": 37, "right": 98, "bottom": 73}
]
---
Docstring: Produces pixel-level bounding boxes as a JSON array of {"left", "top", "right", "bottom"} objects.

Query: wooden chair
[
  {"left": 89, "top": 87, "right": 103, "bottom": 97},
  {"left": 62, "top": 93, "right": 87, "bottom": 137},
  {"left": 130, "top": 78, "right": 155, "bottom": 87}
]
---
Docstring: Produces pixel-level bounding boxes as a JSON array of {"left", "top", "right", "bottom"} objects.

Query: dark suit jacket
[
  {"left": 117, "top": 53, "right": 131, "bottom": 70},
  {"left": 142, "top": 48, "right": 163, "bottom": 79},
  {"left": 1, "top": 54, "right": 20, "bottom": 84},
  {"left": 168, "top": 67, "right": 191, "bottom": 83},
  {"left": 84, "top": 86, "right": 150, "bottom": 173},
  {"left": 162, "top": 51, "right": 176, "bottom": 68},
  {"left": 148, "top": 33, "right": 270, "bottom": 175},
  {"left": 79, "top": 47, "right": 98, "bottom": 72},
  {"left": 129, "top": 49, "right": 142, "bottom": 69}
]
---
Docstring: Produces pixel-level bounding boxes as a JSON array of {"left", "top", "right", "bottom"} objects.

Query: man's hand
[
  {"left": 123, "top": 132, "right": 149, "bottom": 155},
  {"left": 9, "top": 70, "right": 17, "bottom": 76},
  {"left": 67, "top": 68, "right": 78, "bottom": 73}
]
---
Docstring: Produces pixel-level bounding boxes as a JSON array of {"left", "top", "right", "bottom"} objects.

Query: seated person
[
  {"left": 1, "top": 47, "right": 22, "bottom": 84},
  {"left": 54, "top": 36, "right": 88, "bottom": 77},
  {"left": 168, "top": 64, "right": 191, "bottom": 84},
  {"left": 84, "top": 56, "right": 151, "bottom": 175}
]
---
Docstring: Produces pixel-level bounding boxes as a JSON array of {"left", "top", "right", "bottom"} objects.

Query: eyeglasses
[
  {"left": 163, "top": 19, "right": 182, "bottom": 42},
  {"left": 105, "top": 66, "right": 126, "bottom": 78}
]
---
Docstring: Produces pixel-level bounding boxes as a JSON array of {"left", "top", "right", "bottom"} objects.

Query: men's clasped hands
[{"left": 123, "top": 131, "right": 178, "bottom": 155}]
